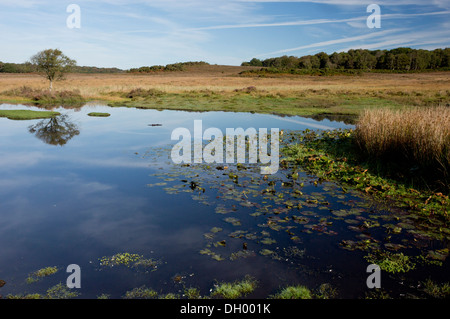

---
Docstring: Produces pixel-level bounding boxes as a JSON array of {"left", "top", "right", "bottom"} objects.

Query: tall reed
[{"left": 355, "top": 106, "right": 449, "bottom": 187}]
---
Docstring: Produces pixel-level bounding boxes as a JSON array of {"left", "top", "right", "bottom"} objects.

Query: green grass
[
  {"left": 269, "top": 285, "right": 312, "bottom": 299},
  {"left": 103, "top": 84, "right": 449, "bottom": 119},
  {"left": 106, "top": 90, "right": 408, "bottom": 120},
  {"left": 210, "top": 276, "right": 258, "bottom": 299},
  {"left": 0, "top": 109, "right": 60, "bottom": 120},
  {"left": 2, "top": 83, "right": 448, "bottom": 119}
]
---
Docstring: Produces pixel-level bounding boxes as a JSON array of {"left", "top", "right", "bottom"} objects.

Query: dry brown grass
[
  {"left": 355, "top": 106, "right": 450, "bottom": 174},
  {"left": 1, "top": 71, "right": 449, "bottom": 101}
]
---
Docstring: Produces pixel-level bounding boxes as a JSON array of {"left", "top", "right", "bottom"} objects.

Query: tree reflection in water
[{"left": 28, "top": 114, "right": 80, "bottom": 146}]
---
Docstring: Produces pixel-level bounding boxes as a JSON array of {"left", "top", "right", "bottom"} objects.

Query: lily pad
[
  {"left": 214, "top": 240, "right": 227, "bottom": 247},
  {"left": 259, "top": 249, "right": 275, "bottom": 256},
  {"left": 384, "top": 243, "right": 406, "bottom": 251},
  {"left": 230, "top": 250, "right": 256, "bottom": 260},
  {"left": 229, "top": 230, "right": 247, "bottom": 238},
  {"left": 260, "top": 237, "right": 276, "bottom": 245},
  {"left": 427, "top": 248, "right": 449, "bottom": 261},
  {"left": 215, "top": 205, "right": 231, "bottom": 214},
  {"left": 224, "top": 217, "right": 241, "bottom": 226}
]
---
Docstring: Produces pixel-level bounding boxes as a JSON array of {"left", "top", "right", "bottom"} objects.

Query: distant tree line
[
  {"left": 0, "top": 61, "right": 123, "bottom": 74},
  {"left": 71, "top": 66, "right": 124, "bottom": 73},
  {"left": 0, "top": 60, "right": 210, "bottom": 74},
  {"left": 0, "top": 61, "right": 36, "bottom": 73},
  {"left": 128, "top": 61, "right": 209, "bottom": 73},
  {"left": 241, "top": 48, "right": 450, "bottom": 71}
]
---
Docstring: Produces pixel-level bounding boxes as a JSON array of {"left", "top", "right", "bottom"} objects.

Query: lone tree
[{"left": 30, "top": 49, "right": 76, "bottom": 92}]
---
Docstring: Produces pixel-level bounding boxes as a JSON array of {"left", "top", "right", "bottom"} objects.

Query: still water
[{"left": 0, "top": 104, "right": 447, "bottom": 299}]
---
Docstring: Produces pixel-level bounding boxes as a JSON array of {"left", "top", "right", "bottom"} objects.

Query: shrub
[
  {"left": 125, "top": 88, "right": 164, "bottom": 99},
  {"left": 2, "top": 86, "right": 85, "bottom": 106}
]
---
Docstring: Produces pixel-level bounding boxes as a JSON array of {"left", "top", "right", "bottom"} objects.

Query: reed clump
[{"left": 355, "top": 106, "right": 450, "bottom": 189}]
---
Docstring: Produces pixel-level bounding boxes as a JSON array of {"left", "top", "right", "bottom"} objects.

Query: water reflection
[
  {"left": 28, "top": 114, "right": 80, "bottom": 146},
  {"left": 303, "top": 113, "right": 358, "bottom": 125}
]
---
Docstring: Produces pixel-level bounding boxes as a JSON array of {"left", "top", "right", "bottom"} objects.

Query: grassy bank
[
  {"left": 104, "top": 87, "right": 450, "bottom": 120},
  {"left": 106, "top": 88, "right": 385, "bottom": 117},
  {"left": 0, "top": 72, "right": 448, "bottom": 118},
  {"left": 0, "top": 109, "right": 60, "bottom": 120}
]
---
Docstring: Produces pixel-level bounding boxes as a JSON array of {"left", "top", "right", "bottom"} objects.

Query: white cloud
[
  {"left": 0, "top": 151, "right": 46, "bottom": 168},
  {"left": 190, "top": 9, "right": 450, "bottom": 31},
  {"left": 256, "top": 28, "right": 403, "bottom": 56},
  {"left": 238, "top": 0, "right": 450, "bottom": 7},
  {"left": 337, "top": 28, "right": 450, "bottom": 52},
  {"left": 191, "top": 16, "right": 366, "bottom": 30},
  {"left": 0, "top": 0, "right": 41, "bottom": 8}
]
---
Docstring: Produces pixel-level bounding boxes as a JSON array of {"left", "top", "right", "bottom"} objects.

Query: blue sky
[{"left": 0, "top": 0, "right": 449, "bottom": 69}]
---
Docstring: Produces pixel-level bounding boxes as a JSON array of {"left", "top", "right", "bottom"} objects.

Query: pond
[{"left": 0, "top": 103, "right": 448, "bottom": 299}]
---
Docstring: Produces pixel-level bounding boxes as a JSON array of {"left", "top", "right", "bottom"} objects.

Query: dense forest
[{"left": 241, "top": 48, "right": 450, "bottom": 71}]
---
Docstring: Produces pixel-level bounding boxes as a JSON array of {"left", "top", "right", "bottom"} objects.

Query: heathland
[{"left": 0, "top": 66, "right": 449, "bottom": 117}]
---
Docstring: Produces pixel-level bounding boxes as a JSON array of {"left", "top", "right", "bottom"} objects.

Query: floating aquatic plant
[
  {"left": 26, "top": 266, "right": 59, "bottom": 284},
  {"left": 99, "top": 252, "right": 161, "bottom": 271},
  {"left": 365, "top": 251, "right": 416, "bottom": 273},
  {"left": 123, "top": 286, "right": 158, "bottom": 299},
  {"left": 7, "top": 282, "right": 80, "bottom": 299},
  {"left": 46, "top": 282, "right": 80, "bottom": 299},
  {"left": 99, "top": 252, "right": 142, "bottom": 267},
  {"left": 199, "top": 248, "right": 225, "bottom": 261},
  {"left": 87, "top": 112, "right": 110, "bottom": 117}
]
